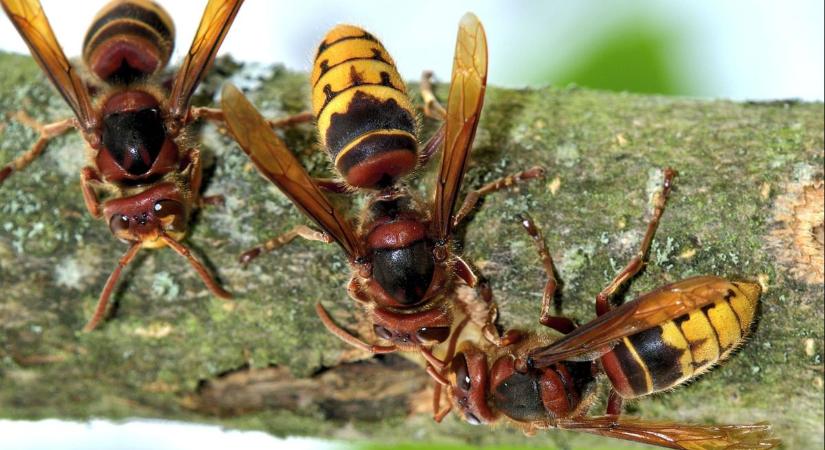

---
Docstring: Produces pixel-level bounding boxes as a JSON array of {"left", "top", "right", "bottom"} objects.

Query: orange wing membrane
[
  {"left": 555, "top": 416, "right": 779, "bottom": 450},
  {"left": 167, "top": 0, "right": 243, "bottom": 126},
  {"left": 432, "top": 12, "right": 488, "bottom": 240},
  {"left": 529, "top": 276, "right": 743, "bottom": 367},
  {"left": 220, "top": 84, "right": 364, "bottom": 259},
  {"left": 0, "top": 0, "right": 95, "bottom": 130}
]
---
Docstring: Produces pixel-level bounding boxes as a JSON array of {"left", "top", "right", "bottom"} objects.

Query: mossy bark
[{"left": 0, "top": 53, "right": 822, "bottom": 449}]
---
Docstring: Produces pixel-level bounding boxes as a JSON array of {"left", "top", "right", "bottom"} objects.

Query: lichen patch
[
  {"left": 133, "top": 322, "right": 173, "bottom": 339},
  {"left": 768, "top": 179, "right": 824, "bottom": 285},
  {"left": 547, "top": 176, "right": 561, "bottom": 195},
  {"left": 55, "top": 250, "right": 101, "bottom": 290}
]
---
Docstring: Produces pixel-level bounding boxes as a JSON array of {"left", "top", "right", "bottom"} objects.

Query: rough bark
[{"left": 0, "top": 53, "right": 823, "bottom": 449}]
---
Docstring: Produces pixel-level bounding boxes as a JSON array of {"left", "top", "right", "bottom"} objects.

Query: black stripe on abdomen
[
  {"left": 85, "top": 21, "right": 164, "bottom": 55},
  {"left": 611, "top": 339, "right": 650, "bottom": 396},
  {"left": 628, "top": 325, "right": 688, "bottom": 392},
  {"left": 324, "top": 91, "right": 415, "bottom": 156},
  {"left": 84, "top": 2, "right": 172, "bottom": 50},
  {"left": 315, "top": 32, "right": 379, "bottom": 59},
  {"left": 337, "top": 133, "right": 416, "bottom": 173}
]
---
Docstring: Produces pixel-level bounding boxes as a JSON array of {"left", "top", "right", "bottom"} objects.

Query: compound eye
[
  {"left": 373, "top": 325, "right": 393, "bottom": 340},
  {"left": 154, "top": 199, "right": 185, "bottom": 231},
  {"left": 416, "top": 326, "right": 450, "bottom": 343},
  {"left": 108, "top": 214, "right": 131, "bottom": 241},
  {"left": 451, "top": 353, "right": 471, "bottom": 392}
]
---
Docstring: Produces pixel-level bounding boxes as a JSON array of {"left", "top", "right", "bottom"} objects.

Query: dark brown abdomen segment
[{"left": 83, "top": 0, "right": 175, "bottom": 84}]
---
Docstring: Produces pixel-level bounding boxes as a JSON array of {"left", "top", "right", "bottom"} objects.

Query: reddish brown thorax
[
  {"left": 96, "top": 90, "right": 179, "bottom": 182},
  {"left": 101, "top": 90, "right": 158, "bottom": 115},
  {"left": 366, "top": 219, "right": 426, "bottom": 249},
  {"left": 361, "top": 191, "right": 444, "bottom": 307},
  {"left": 448, "top": 337, "right": 598, "bottom": 426}
]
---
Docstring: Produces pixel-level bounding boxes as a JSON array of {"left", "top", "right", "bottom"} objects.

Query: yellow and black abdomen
[
  {"left": 82, "top": 0, "right": 175, "bottom": 84},
  {"left": 311, "top": 25, "right": 418, "bottom": 189},
  {"left": 601, "top": 278, "right": 761, "bottom": 398}
]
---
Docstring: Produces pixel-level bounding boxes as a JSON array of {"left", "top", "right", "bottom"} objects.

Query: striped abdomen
[
  {"left": 311, "top": 25, "right": 418, "bottom": 189},
  {"left": 601, "top": 279, "right": 761, "bottom": 398},
  {"left": 83, "top": 0, "right": 175, "bottom": 84}
]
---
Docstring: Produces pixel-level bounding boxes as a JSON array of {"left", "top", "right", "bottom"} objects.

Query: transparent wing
[
  {"left": 556, "top": 416, "right": 779, "bottom": 450},
  {"left": 220, "top": 84, "right": 363, "bottom": 259},
  {"left": 1, "top": 0, "right": 95, "bottom": 129},
  {"left": 167, "top": 0, "right": 243, "bottom": 123},
  {"left": 432, "top": 13, "right": 488, "bottom": 240},
  {"left": 529, "top": 276, "right": 738, "bottom": 367}
]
